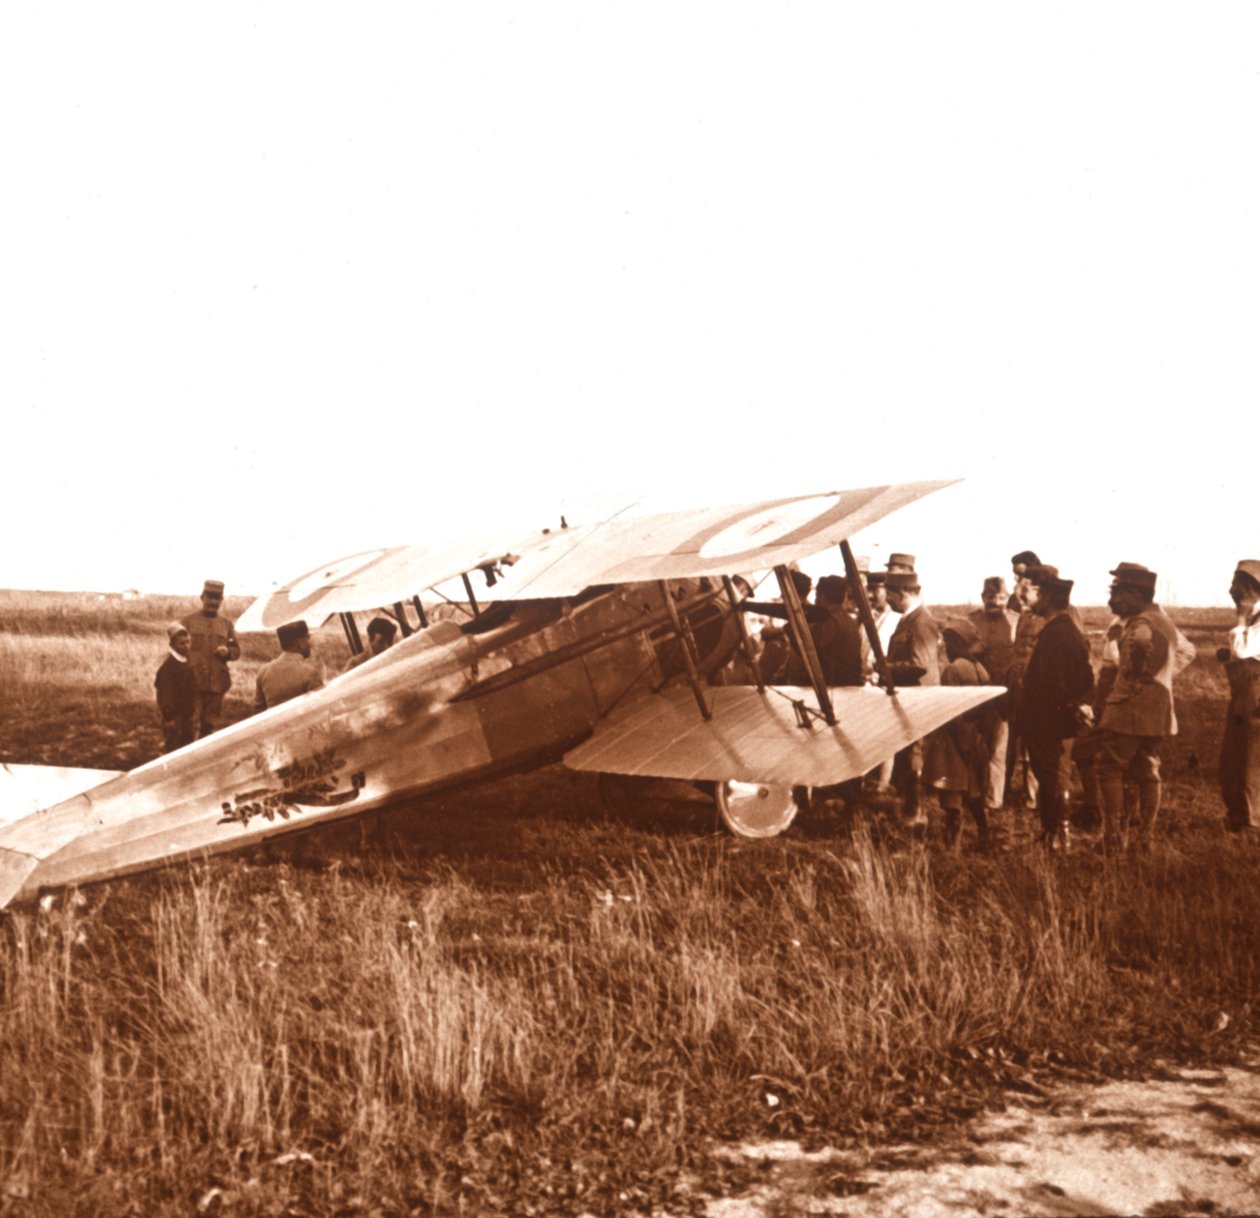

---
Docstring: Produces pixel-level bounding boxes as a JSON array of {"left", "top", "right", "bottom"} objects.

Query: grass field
[{"left": 0, "top": 590, "right": 1256, "bottom": 1216}]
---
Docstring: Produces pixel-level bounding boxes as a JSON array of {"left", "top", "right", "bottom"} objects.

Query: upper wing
[
  {"left": 235, "top": 530, "right": 553, "bottom": 632},
  {"left": 486, "top": 481, "right": 956, "bottom": 601},
  {"left": 236, "top": 480, "right": 956, "bottom": 629},
  {"left": 564, "top": 683, "right": 1000, "bottom": 787}
]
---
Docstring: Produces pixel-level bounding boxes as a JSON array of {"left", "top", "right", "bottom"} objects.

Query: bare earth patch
[{"left": 709, "top": 1060, "right": 1260, "bottom": 1217}]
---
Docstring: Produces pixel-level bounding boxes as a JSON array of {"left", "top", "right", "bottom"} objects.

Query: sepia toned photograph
[{"left": 3, "top": 5, "right": 1259, "bottom": 1215}]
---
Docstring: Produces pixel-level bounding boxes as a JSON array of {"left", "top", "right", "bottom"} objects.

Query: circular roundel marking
[
  {"left": 287, "top": 549, "right": 390, "bottom": 601},
  {"left": 696, "top": 495, "right": 842, "bottom": 559}
]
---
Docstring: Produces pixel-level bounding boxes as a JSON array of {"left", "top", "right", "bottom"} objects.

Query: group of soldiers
[
  {"left": 743, "top": 548, "right": 1245, "bottom": 853},
  {"left": 154, "top": 558, "right": 1260, "bottom": 850},
  {"left": 153, "top": 581, "right": 399, "bottom": 752}
]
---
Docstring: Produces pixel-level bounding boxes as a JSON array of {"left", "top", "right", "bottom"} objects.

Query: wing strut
[
  {"left": 774, "top": 565, "right": 836, "bottom": 726},
  {"left": 658, "top": 581, "right": 711, "bottom": 721},
  {"left": 340, "top": 612, "right": 363, "bottom": 655},
  {"left": 723, "top": 576, "right": 765, "bottom": 693},
  {"left": 839, "top": 540, "right": 896, "bottom": 696}
]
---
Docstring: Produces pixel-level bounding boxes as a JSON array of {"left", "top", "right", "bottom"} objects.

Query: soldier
[
  {"left": 1219, "top": 560, "right": 1260, "bottom": 834},
  {"left": 255, "top": 620, "right": 325, "bottom": 712},
  {"left": 1093, "top": 565, "right": 1177, "bottom": 852},
  {"left": 1018, "top": 567, "right": 1093, "bottom": 849},
  {"left": 1075, "top": 563, "right": 1194, "bottom": 833},
  {"left": 926, "top": 618, "right": 993, "bottom": 849},
  {"left": 884, "top": 570, "right": 940, "bottom": 825},
  {"left": 154, "top": 623, "right": 197, "bottom": 753},
  {"left": 342, "top": 616, "right": 399, "bottom": 673},
  {"left": 969, "top": 576, "right": 1018, "bottom": 816},
  {"left": 862, "top": 566, "right": 901, "bottom": 680},
  {"left": 181, "top": 579, "right": 241, "bottom": 737}
]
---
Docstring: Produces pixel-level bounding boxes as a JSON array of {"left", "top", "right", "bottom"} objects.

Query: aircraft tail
[{"left": 0, "top": 765, "right": 124, "bottom": 909}]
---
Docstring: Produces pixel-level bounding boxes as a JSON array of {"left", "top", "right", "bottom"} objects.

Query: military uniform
[
  {"left": 1019, "top": 609, "right": 1093, "bottom": 840},
  {"left": 255, "top": 652, "right": 325, "bottom": 712},
  {"left": 181, "top": 582, "right": 240, "bottom": 737},
  {"left": 1222, "top": 590, "right": 1260, "bottom": 832},
  {"left": 969, "top": 602, "right": 1018, "bottom": 810},
  {"left": 886, "top": 598, "right": 940, "bottom": 819}
]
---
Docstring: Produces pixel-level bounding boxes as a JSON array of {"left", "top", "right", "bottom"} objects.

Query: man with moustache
[
  {"left": 181, "top": 579, "right": 241, "bottom": 738},
  {"left": 1219, "top": 560, "right": 1260, "bottom": 834},
  {"left": 1018, "top": 566, "right": 1093, "bottom": 849}
]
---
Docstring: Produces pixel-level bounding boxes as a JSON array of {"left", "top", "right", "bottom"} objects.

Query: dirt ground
[{"left": 706, "top": 1058, "right": 1260, "bottom": 1217}]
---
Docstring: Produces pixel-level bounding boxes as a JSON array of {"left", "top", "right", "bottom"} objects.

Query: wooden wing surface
[{"left": 564, "top": 684, "right": 1002, "bottom": 787}]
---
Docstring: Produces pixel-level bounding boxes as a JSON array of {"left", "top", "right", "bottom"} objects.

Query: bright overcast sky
[{"left": 3, "top": 5, "right": 1256, "bottom": 608}]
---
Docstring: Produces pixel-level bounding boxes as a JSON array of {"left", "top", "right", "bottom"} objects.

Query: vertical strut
[
  {"left": 774, "top": 565, "right": 836, "bottom": 726},
  {"left": 412, "top": 595, "right": 430, "bottom": 629},
  {"left": 392, "top": 601, "right": 413, "bottom": 638},
  {"left": 658, "top": 580, "right": 711, "bottom": 720},
  {"left": 461, "top": 572, "right": 480, "bottom": 618},
  {"left": 339, "top": 612, "right": 363, "bottom": 655},
  {"left": 723, "top": 576, "right": 765, "bottom": 693},
  {"left": 839, "top": 541, "right": 896, "bottom": 696}
]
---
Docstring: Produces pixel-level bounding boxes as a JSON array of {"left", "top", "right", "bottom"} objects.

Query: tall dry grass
[{"left": 3, "top": 831, "right": 1258, "bottom": 1215}]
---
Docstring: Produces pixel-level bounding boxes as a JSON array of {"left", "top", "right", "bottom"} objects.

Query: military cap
[
  {"left": 1236, "top": 560, "right": 1260, "bottom": 585},
  {"left": 166, "top": 621, "right": 189, "bottom": 640},
  {"left": 202, "top": 579, "right": 225, "bottom": 597},
  {"left": 1031, "top": 565, "right": 1073, "bottom": 594},
  {"left": 942, "top": 617, "right": 980, "bottom": 648},
  {"left": 886, "top": 553, "right": 916, "bottom": 571},
  {"left": 982, "top": 576, "right": 1007, "bottom": 595},
  {"left": 854, "top": 555, "right": 871, "bottom": 574},
  {"left": 1109, "top": 562, "right": 1157, "bottom": 590},
  {"left": 866, "top": 570, "right": 887, "bottom": 586},
  {"left": 1010, "top": 550, "right": 1040, "bottom": 570},
  {"left": 885, "top": 571, "right": 921, "bottom": 589},
  {"left": 276, "top": 620, "right": 310, "bottom": 647}
]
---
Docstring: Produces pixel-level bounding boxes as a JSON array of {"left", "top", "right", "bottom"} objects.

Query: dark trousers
[
  {"left": 1024, "top": 730, "right": 1073, "bottom": 835},
  {"left": 1222, "top": 661, "right": 1260, "bottom": 830},
  {"left": 193, "top": 691, "right": 225, "bottom": 738}
]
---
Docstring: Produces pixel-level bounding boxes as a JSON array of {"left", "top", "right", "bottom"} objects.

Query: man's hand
[
  {"left": 1077, "top": 704, "right": 1095, "bottom": 727},
  {"left": 215, "top": 645, "right": 230, "bottom": 658}
]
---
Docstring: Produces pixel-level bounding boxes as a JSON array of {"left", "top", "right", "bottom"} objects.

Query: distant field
[{"left": 1, "top": 589, "right": 1255, "bottom": 1216}]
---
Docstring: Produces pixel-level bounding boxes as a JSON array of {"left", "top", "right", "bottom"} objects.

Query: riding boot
[
  {"left": 969, "top": 797, "right": 989, "bottom": 850},
  {"left": 1135, "top": 780, "right": 1161, "bottom": 851},
  {"left": 1099, "top": 773, "right": 1127, "bottom": 855}
]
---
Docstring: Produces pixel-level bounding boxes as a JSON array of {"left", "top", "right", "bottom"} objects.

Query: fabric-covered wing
[
  {"left": 486, "top": 481, "right": 956, "bottom": 601},
  {"left": 0, "top": 764, "right": 124, "bottom": 830},
  {"left": 236, "top": 531, "right": 554, "bottom": 632},
  {"left": 563, "top": 684, "right": 1000, "bottom": 787}
]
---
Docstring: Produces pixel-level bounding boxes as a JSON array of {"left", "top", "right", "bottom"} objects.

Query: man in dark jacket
[
  {"left": 1018, "top": 567, "right": 1094, "bottom": 848},
  {"left": 155, "top": 623, "right": 198, "bottom": 753}
]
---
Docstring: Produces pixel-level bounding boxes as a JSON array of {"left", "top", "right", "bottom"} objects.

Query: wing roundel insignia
[{"left": 696, "top": 495, "right": 842, "bottom": 559}]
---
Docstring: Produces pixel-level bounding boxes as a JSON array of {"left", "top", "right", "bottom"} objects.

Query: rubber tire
[{"left": 714, "top": 780, "right": 804, "bottom": 838}]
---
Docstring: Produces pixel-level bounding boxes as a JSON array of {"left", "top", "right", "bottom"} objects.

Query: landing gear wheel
[{"left": 714, "top": 781, "right": 805, "bottom": 838}]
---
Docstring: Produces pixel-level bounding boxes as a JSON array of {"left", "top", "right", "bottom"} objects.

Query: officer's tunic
[
  {"left": 254, "top": 652, "right": 325, "bottom": 712},
  {"left": 1222, "top": 607, "right": 1260, "bottom": 831}
]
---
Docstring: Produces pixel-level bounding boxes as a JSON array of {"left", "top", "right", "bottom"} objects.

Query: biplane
[{"left": 0, "top": 481, "right": 1002, "bottom": 910}]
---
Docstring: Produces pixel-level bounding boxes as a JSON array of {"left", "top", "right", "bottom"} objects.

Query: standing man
[
  {"left": 154, "top": 623, "right": 198, "bottom": 753},
  {"left": 969, "top": 576, "right": 1019, "bottom": 816},
  {"left": 862, "top": 567, "right": 901, "bottom": 682},
  {"left": 1093, "top": 564, "right": 1175, "bottom": 852},
  {"left": 1018, "top": 567, "right": 1093, "bottom": 849},
  {"left": 255, "top": 620, "right": 326, "bottom": 712},
  {"left": 884, "top": 570, "right": 940, "bottom": 826},
  {"left": 181, "top": 579, "right": 241, "bottom": 738},
  {"left": 1008, "top": 551, "right": 1041, "bottom": 613},
  {"left": 1219, "top": 560, "right": 1260, "bottom": 834}
]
